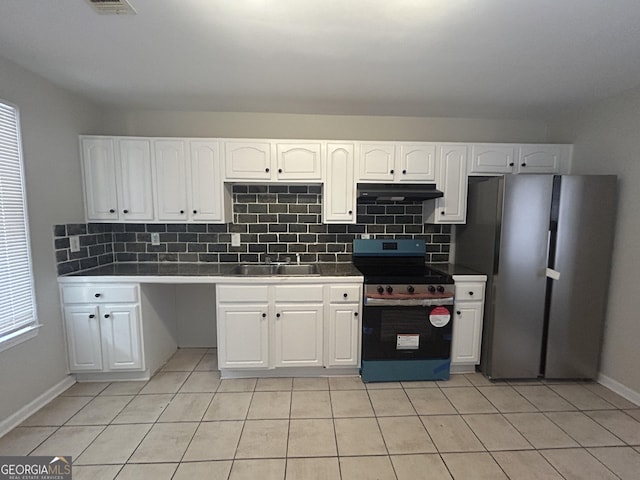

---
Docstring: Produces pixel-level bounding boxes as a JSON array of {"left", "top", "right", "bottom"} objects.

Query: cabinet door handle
[
  {"left": 441, "top": 211, "right": 445, "bottom": 215},
  {"left": 180, "top": 210, "right": 184, "bottom": 214},
  {"left": 354, "top": 312, "right": 358, "bottom": 317},
  {"left": 123, "top": 209, "right": 129, "bottom": 214},
  {"left": 343, "top": 293, "right": 348, "bottom": 298},
  {"left": 265, "top": 168, "right": 270, "bottom": 173},
  {"left": 348, "top": 210, "right": 353, "bottom": 215},
  {"left": 262, "top": 313, "right": 267, "bottom": 318},
  {"left": 402, "top": 169, "right": 407, "bottom": 174},
  {"left": 278, "top": 168, "right": 283, "bottom": 173},
  {"left": 390, "top": 169, "right": 394, "bottom": 174},
  {"left": 276, "top": 313, "right": 281, "bottom": 318},
  {"left": 104, "top": 314, "right": 110, "bottom": 318},
  {"left": 509, "top": 162, "right": 515, "bottom": 167},
  {"left": 88, "top": 314, "right": 95, "bottom": 318},
  {"left": 456, "top": 311, "right": 461, "bottom": 315},
  {"left": 193, "top": 210, "right": 198, "bottom": 214},
  {"left": 521, "top": 163, "right": 527, "bottom": 167},
  {"left": 94, "top": 293, "right": 101, "bottom": 298}
]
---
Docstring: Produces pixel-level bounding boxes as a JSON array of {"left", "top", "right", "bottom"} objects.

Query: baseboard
[
  {"left": 598, "top": 373, "right": 640, "bottom": 406},
  {"left": 0, "top": 375, "right": 76, "bottom": 438}
]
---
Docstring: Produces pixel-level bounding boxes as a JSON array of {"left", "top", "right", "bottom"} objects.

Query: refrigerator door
[
  {"left": 489, "top": 175, "right": 555, "bottom": 379},
  {"left": 545, "top": 175, "right": 617, "bottom": 379}
]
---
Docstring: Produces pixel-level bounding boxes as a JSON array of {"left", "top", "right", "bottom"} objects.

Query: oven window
[{"left": 363, "top": 305, "right": 452, "bottom": 360}]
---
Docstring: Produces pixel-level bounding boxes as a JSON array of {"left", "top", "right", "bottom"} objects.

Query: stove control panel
[{"left": 366, "top": 284, "right": 454, "bottom": 298}]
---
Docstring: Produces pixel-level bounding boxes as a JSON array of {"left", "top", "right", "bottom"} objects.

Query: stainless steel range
[{"left": 352, "top": 239, "right": 454, "bottom": 382}]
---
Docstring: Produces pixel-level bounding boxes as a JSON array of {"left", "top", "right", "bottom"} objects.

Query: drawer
[
  {"left": 329, "top": 285, "right": 362, "bottom": 303},
  {"left": 217, "top": 284, "right": 269, "bottom": 302},
  {"left": 455, "top": 282, "right": 485, "bottom": 301},
  {"left": 274, "top": 284, "right": 323, "bottom": 302},
  {"left": 61, "top": 284, "right": 139, "bottom": 304}
]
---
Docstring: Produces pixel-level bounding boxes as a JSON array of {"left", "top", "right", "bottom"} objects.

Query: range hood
[{"left": 357, "top": 183, "right": 444, "bottom": 202}]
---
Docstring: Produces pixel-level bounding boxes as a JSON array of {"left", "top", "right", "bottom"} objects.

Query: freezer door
[
  {"left": 545, "top": 175, "right": 617, "bottom": 379},
  {"left": 489, "top": 175, "right": 554, "bottom": 379}
]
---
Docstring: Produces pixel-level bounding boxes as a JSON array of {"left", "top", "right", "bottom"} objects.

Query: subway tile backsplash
[{"left": 54, "top": 185, "right": 450, "bottom": 275}]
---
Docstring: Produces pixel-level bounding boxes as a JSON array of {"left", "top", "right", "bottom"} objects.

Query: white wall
[
  {"left": 548, "top": 84, "right": 640, "bottom": 397},
  {"left": 101, "top": 110, "right": 549, "bottom": 142},
  {"left": 0, "top": 56, "right": 102, "bottom": 423}
]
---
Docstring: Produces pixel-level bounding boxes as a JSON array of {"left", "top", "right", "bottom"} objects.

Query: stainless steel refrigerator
[{"left": 456, "top": 175, "right": 617, "bottom": 380}]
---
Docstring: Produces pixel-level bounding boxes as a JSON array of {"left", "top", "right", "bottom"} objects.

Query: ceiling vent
[{"left": 86, "top": 0, "right": 136, "bottom": 15}]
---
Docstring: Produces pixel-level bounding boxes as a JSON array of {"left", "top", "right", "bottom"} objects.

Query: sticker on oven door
[
  {"left": 429, "top": 306, "right": 451, "bottom": 327},
  {"left": 397, "top": 334, "right": 420, "bottom": 350}
]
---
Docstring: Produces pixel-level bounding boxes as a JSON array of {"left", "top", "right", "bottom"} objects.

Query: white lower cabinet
[
  {"left": 451, "top": 277, "right": 486, "bottom": 370},
  {"left": 62, "top": 284, "right": 144, "bottom": 373},
  {"left": 217, "top": 303, "right": 270, "bottom": 369},
  {"left": 216, "top": 281, "right": 361, "bottom": 372}
]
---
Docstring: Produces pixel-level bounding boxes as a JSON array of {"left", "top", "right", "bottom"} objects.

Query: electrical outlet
[
  {"left": 361, "top": 233, "right": 371, "bottom": 239},
  {"left": 69, "top": 235, "right": 80, "bottom": 252},
  {"left": 151, "top": 232, "right": 160, "bottom": 246},
  {"left": 231, "top": 232, "right": 241, "bottom": 247}
]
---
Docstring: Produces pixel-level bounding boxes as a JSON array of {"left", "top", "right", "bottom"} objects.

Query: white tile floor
[{"left": 1, "top": 348, "right": 639, "bottom": 479}]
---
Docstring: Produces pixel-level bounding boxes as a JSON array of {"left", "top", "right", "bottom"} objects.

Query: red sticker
[{"left": 429, "top": 306, "right": 451, "bottom": 327}]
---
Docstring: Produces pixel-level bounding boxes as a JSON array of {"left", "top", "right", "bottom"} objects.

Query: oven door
[{"left": 362, "top": 300, "right": 453, "bottom": 361}]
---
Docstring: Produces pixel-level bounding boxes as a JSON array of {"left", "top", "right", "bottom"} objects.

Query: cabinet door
[
  {"left": 425, "top": 144, "right": 468, "bottom": 224},
  {"left": 100, "top": 304, "right": 143, "bottom": 371},
  {"left": 217, "top": 304, "right": 269, "bottom": 368},
  {"left": 64, "top": 305, "right": 103, "bottom": 371},
  {"left": 517, "top": 145, "right": 560, "bottom": 174},
  {"left": 276, "top": 142, "right": 322, "bottom": 180},
  {"left": 274, "top": 304, "right": 324, "bottom": 367},
  {"left": 154, "top": 139, "right": 188, "bottom": 221},
  {"left": 224, "top": 141, "right": 272, "bottom": 180},
  {"left": 469, "top": 144, "right": 517, "bottom": 174},
  {"left": 323, "top": 143, "right": 356, "bottom": 223},
  {"left": 190, "top": 140, "right": 226, "bottom": 222},
  {"left": 451, "top": 302, "right": 484, "bottom": 364},
  {"left": 397, "top": 143, "right": 436, "bottom": 181},
  {"left": 117, "top": 139, "right": 154, "bottom": 221},
  {"left": 327, "top": 304, "right": 360, "bottom": 366},
  {"left": 82, "top": 138, "right": 119, "bottom": 221},
  {"left": 358, "top": 143, "right": 396, "bottom": 181}
]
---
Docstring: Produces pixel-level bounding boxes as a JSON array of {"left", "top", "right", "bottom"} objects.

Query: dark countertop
[
  {"left": 65, "top": 262, "right": 363, "bottom": 278},
  {"left": 430, "top": 263, "right": 486, "bottom": 277}
]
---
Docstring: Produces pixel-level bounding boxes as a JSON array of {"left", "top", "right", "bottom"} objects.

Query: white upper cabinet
[
  {"left": 154, "top": 139, "right": 188, "bottom": 221},
  {"left": 470, "top": 143, "right": 563, "bottom": 175},
  {"left": 358, "top": 143, "right": 396, "bottom": 181},
  {"left": 469, "top": 144, "right": 518, "bottom": 174},
  {"left": 518, "top": 144, "right": 561, "bottom": 173},
  {"left": 397, "top": 143, "right": 437, "bottom": 181},
  {"left": 276, "top": 142, "right": 322, "bottom": 180},
  {"left": 190, "top": 140, "right": 229, "bottom": 223},
  {"left": 423, "top": 144, "right": 469, "bottom": 224},
  {"left": 323, "top": 143, "right": 356, "bottom": 224},
  {"left": 224, "top": 141, "right": 273, "bottom": 180},
  {"left": 116, "top": 139, "right": 154, "bottom": 221},
  {"left": 358, "top": 142, "right": 436, "bottom": 182},
  {"left": 82, "top": 137, "right": 119, "bottom": 221},
  {"left": 223, "top": 140, "right": 322, "bottom": 181}
]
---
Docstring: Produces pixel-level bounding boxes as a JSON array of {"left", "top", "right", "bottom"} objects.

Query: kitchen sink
[
  {"left": 275, "top": 264, "right": 320, "bottom": 275},
  {"left": 230, "top": 263, "right": 320, "bottom": 276}
]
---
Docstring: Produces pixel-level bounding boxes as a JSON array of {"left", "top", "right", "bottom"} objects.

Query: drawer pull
[
  {"left": 104, "top": 314, "right": 110, "bottom": 318},
  {"left": 343, "top": 293, "right": 348, "bottom": 298},
  {"left": 468, "top": 291, "right": 474, "bottom": 296},
  {"left": 456, "top": 311, "right": 461, "bottom": 315},
  {"left": 88, "top": 314, "right": 95, "bottom": 318},
  {"left": 94, "top": 293, "right": 101, "bottom": 298}
]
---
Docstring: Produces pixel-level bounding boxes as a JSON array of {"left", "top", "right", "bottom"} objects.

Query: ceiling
[{"left": 2, "top": 0, "right": 640, "bottom": 118}]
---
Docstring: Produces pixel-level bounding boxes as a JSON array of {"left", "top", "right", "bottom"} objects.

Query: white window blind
[{"left": 0, "top": 100, "right": 38, "bottom": 350}]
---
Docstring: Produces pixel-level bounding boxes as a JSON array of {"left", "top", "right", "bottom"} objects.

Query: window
[{"left": 0, "top": 100, "right": 38, "bottom": 351}]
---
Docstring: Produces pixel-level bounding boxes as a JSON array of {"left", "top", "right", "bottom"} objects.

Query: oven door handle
[{"left": 364, "top": 298, "right": 454, "bottom": 307}]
